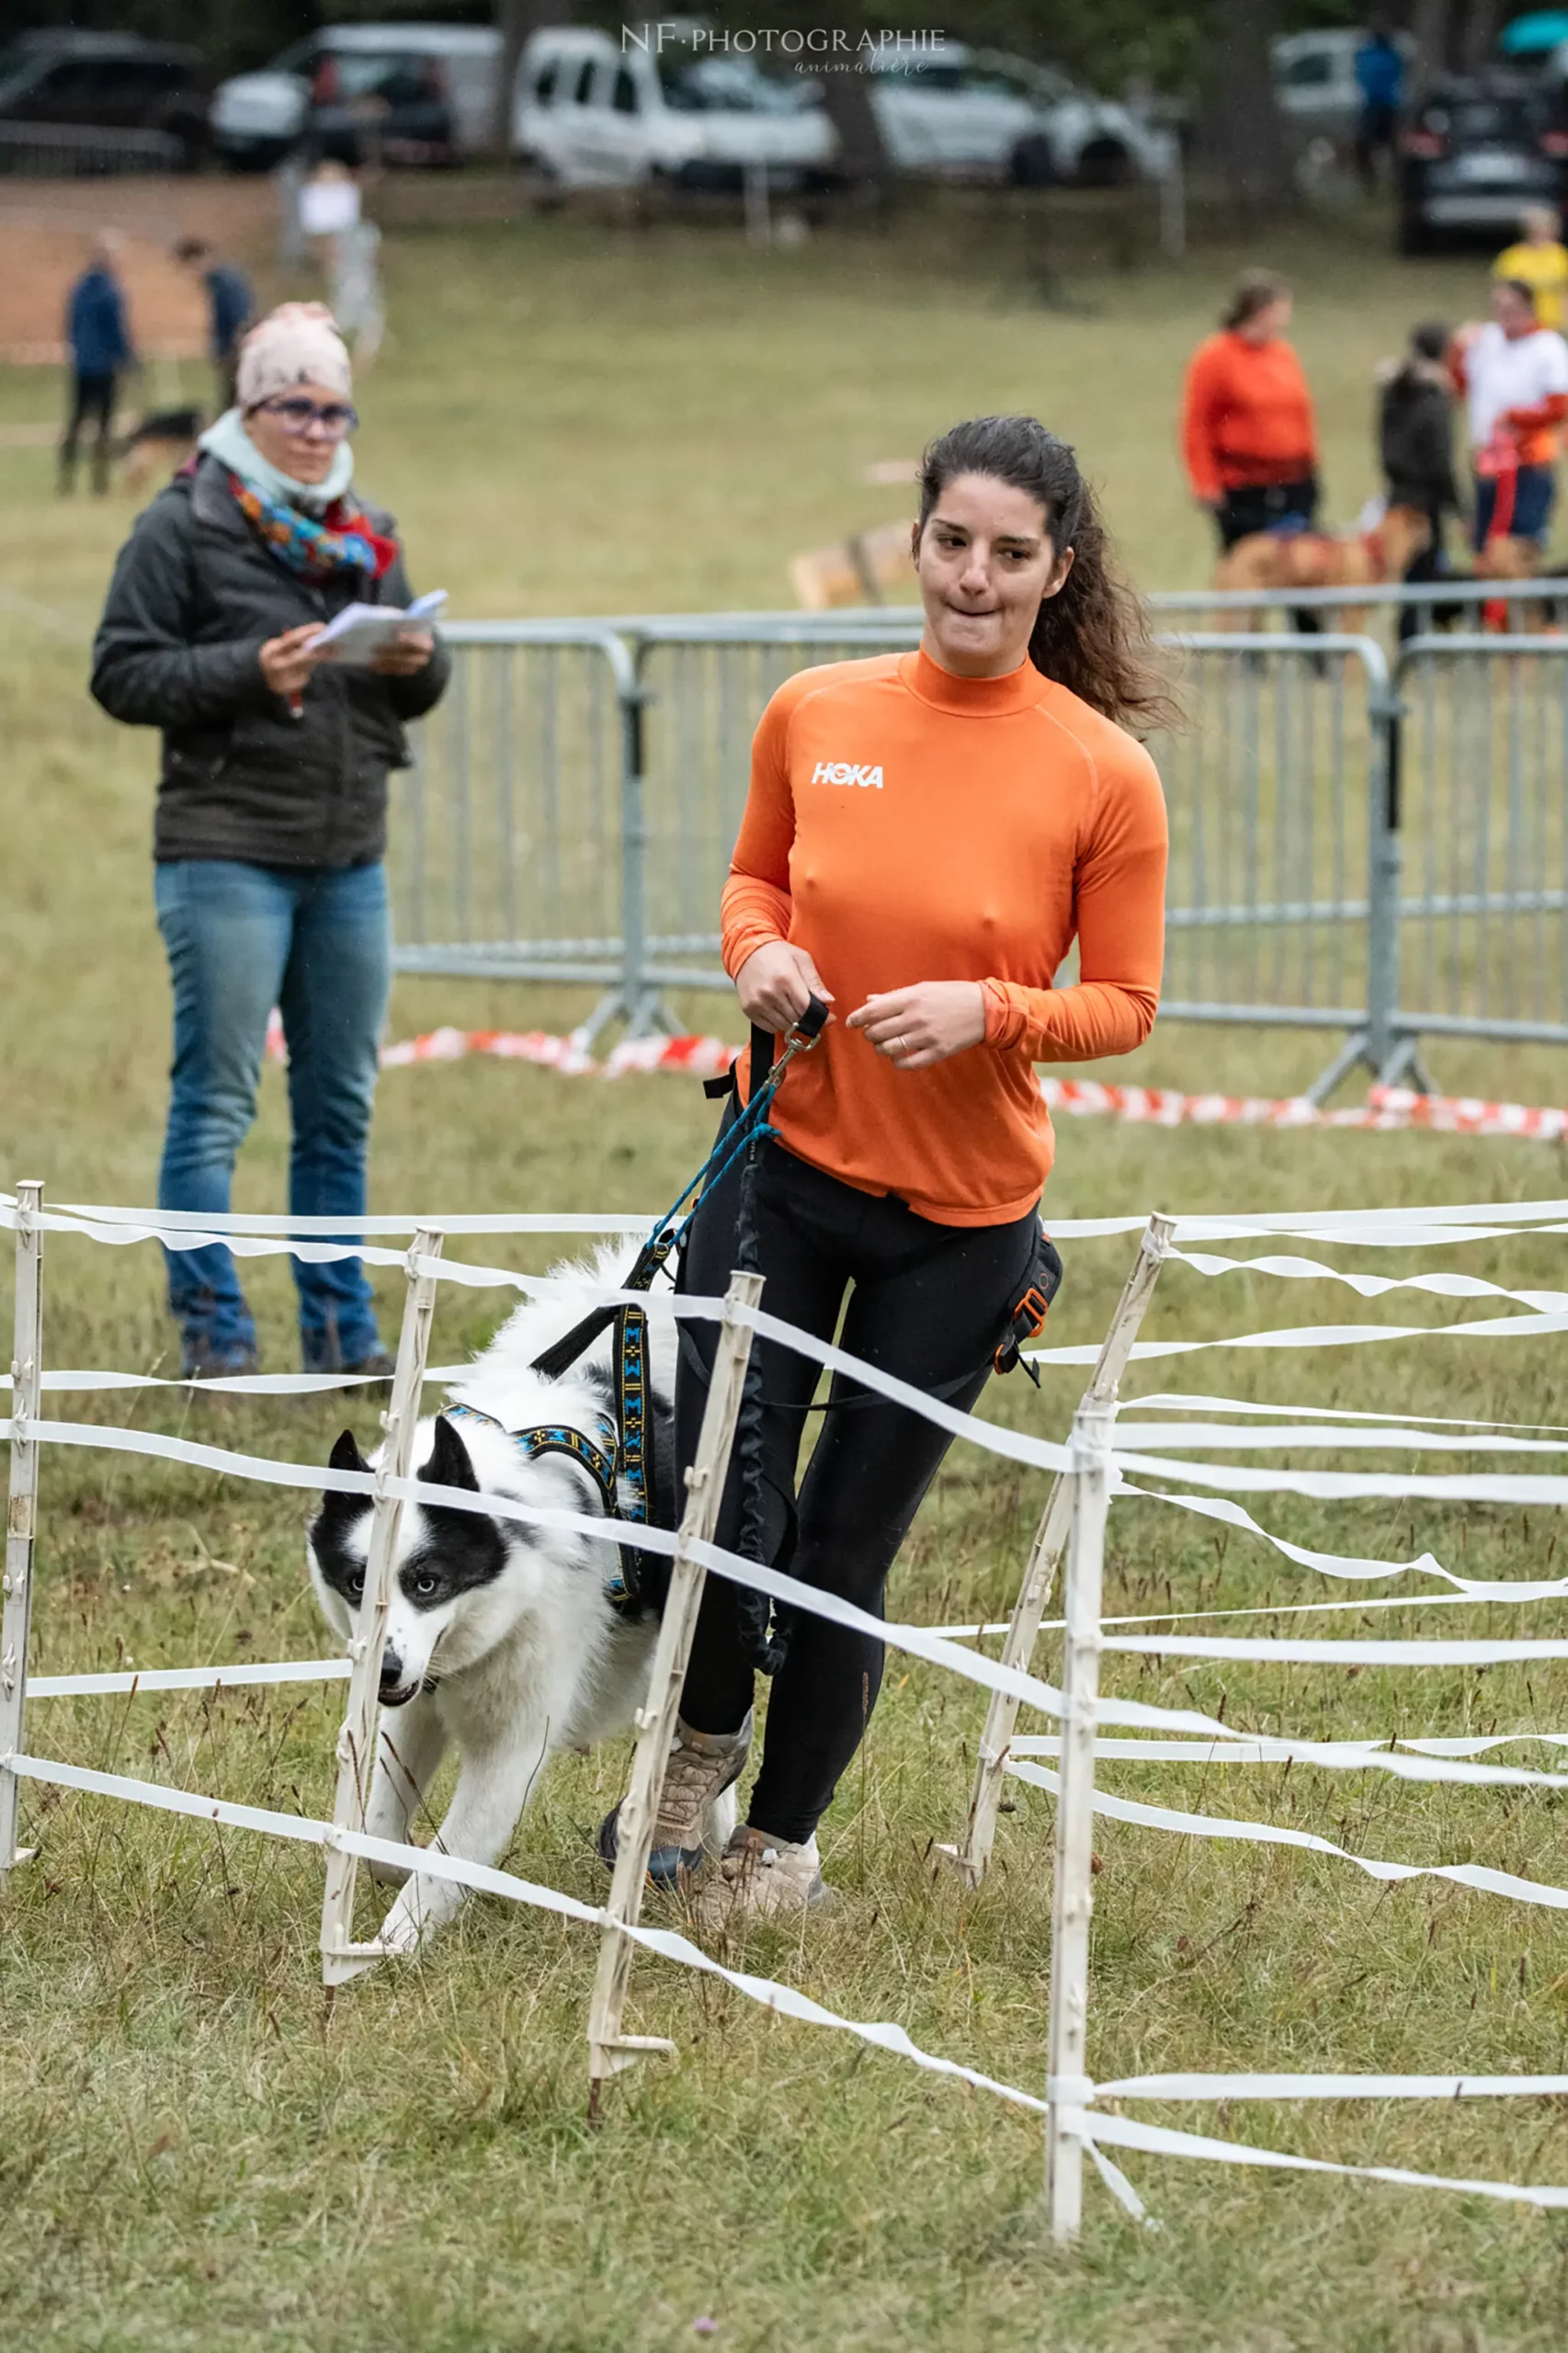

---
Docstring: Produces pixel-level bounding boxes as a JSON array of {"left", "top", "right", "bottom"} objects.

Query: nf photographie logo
[
  {"left": 623, "top": 23, "right": 946, "bottom": 66},
  {"left": 812, "top": 761, "right": 884, "bottom": 789}
]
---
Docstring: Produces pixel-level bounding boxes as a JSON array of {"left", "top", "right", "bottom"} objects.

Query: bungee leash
[{"left": 444, "top": 997, "right": 830, "bottom": 1617}]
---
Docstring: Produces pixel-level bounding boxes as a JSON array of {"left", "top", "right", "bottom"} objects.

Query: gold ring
[{"left": 892, "top": 1034, "right": 905, "bottom": 1054}]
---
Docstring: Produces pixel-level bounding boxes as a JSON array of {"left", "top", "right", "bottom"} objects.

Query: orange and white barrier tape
[{"left": 263, "top": 1016, "right": 1568, "bottom": 1138}]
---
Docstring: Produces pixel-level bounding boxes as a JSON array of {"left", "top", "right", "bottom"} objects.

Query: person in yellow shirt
[{"left": 1494, "top": 207, "right": 1568, "bottom": 333}]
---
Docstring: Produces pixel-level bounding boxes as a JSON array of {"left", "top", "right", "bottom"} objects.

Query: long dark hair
[
  {"left": 916, "top": 415, "right": 1176, "bottom": 734},
  {"left": 1221, "top": 268, "right": 1289, "bottom": 332}
]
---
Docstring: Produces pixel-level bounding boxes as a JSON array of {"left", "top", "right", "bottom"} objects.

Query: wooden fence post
[
  {"left": 0, "top": 1181, "right": 44, "bottom": 1880},
  {"left": 1046, "top": 1394, "right": 1113, "bottom": 2243},
  {"left": 321, "top": 1226, "right": 443, "bottom": 1985},
  {"left": 939, "top": 1215, "right": 1173, "bottom": 1889},
  {"left": 587, "top": 1267, "right": 762, "bottom": 2110}
]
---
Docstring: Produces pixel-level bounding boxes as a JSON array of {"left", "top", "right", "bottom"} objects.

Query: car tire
[
  {"left": 1074, "top": 136, "right": 1133, "bottom": 188},
  {"left": 1010, "top": 133, "right": 1055, "bottom": 189}
]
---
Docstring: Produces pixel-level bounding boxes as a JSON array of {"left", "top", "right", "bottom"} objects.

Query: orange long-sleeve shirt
[
  {"left": 1180, "top": 331, "right": 1319, "bottom": 503},
  {"left": 722, "top": 646, "right": 1168, "bottom": 1226}
]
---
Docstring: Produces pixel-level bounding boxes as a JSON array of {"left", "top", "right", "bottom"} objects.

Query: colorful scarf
[{"left": 228, "top": 474, "right": 398, "bottom": 583}]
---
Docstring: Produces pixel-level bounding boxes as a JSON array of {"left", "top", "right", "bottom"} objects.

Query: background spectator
[
  {"left": 1450, "top": 278, "right": 1568, "bottom": 560},
  {"left": 174, "top": 237, "right": 255, "bottom": 413},
  {"left": 60, "top": 233, "right": 133, "bottom": 497},
  {"left": 88, "top": 304, "right": 451, "bottom": 1379},
  {"left": 1377, "top": 320, "right": 1461, "bottom": 626},
  {"left": 1181, "top": 269, "right": 1320, "bottom": 551},
  {"left": 1354, "top": 20, "right": 1404, "bottom": 192},
  {"left": 1493, "top": 206, "right": 1568, "bottom": 334}
]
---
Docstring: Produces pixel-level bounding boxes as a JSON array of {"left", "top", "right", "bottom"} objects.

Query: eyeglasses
[{"left": 253, "top": 397, "right": 358, "bottom": 438}]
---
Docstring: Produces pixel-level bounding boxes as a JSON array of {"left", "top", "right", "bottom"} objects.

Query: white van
[
  {"left": 513, "top": 26, "right": 835, "bottom": 191},
  {"left": 212, "top": 23, "right": 502, "bottom": 170}
]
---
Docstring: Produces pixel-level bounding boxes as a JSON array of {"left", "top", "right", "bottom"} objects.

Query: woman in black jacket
[
  {"left": 1377, "top": 320, "right": 1462, "bottom": 615},
  {"left": 92, "top": 302, "right": 449, "bottom": 1377}
]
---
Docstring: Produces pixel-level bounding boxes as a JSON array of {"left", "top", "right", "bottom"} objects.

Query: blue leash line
[{"left": 646, "top": 1065, "right": 784, "bottom": 1255}]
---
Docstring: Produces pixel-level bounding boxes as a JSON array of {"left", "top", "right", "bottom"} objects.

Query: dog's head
[{"left": 308, "top": 1414, "right": 517, "bottom": 1707}]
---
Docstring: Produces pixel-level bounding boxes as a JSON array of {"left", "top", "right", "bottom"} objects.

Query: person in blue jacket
[
  {"left": 1355, "top": 20, "right": 1405, "bottom": 192},
  {"left": 61, "top": 233, "right": 134, "bottom": 495},
  {"left": 174, "top": 237, "right": 255, "bottom": 411}
]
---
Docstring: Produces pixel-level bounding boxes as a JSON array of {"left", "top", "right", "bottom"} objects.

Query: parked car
[
  {"left": 513, "top": 27, "right": 1169, "bottom": 194},
  {"left": 1396, "top": 75, "right": 1568, "bottom": 252},
  {"left": 210, "top": 24, "right": 501, "bottom": 170},
  {"left": 514, "top": 26, "right": 833, "bottom": 192},
  {"left": 867, "top": 43, "right": 1171, "bottom": 188},
  {"left": 0, "top": 29, "right": 209, "bottom": 169}
]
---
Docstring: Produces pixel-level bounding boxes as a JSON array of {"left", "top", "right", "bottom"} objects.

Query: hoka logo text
[{"left": 811, "top": 761, "right": 883, "bottom": 789}]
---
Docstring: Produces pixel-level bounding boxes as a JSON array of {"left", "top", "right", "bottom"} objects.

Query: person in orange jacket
[
  {"left": 609, "top": 415, "right": 1171, "bottom": 1928},
  {"left": 1181, "top": 269, "right": 1321, "bottom": 558}
]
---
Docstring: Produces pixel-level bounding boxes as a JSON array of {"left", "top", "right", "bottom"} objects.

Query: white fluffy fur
[{"left": 309, "top": 1240, "right": 704, "bottom": 1954}]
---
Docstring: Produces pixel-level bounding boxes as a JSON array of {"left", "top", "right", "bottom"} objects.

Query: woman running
[{"left": 630, "top": 414, "right": 1170, "bottom": 1928}]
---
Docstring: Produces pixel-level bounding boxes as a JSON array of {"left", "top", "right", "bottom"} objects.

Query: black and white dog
[{"left": 308, "top": 1240, "right": 718, "bottom": 1953}]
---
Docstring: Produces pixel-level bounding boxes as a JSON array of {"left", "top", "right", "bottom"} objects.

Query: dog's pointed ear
[
  {"left": 424, "top": 1413, "right": 481, "bottom": 1494},
  {"left": 316, "top": 1429, "right": 371, "bottom": 1527}
]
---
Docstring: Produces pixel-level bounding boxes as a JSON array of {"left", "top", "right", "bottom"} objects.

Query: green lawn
[{"left": 5, "top": 203, "right": 1568, "bottom": 2353}]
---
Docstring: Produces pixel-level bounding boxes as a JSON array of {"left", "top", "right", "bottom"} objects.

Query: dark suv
[
  {"left": 1398, "top": 76, "right": 1568, "bottom": 254},
  {"left": 0, "top": 31, "right": 210, "bottom": 171}
]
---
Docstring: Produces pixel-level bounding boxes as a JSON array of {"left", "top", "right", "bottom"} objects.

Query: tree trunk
[
  {"left": 1409, "top": 0, "right": 1453, "bottom": 86},
  {"left": 1458, "top": 0, "right": 1503, "bottom": 75},
  {"left": 492, "top": 0, "right": 573, "bottom": 158},
  {"left": 1202, "top": 0, "right": 1298, "bottom": 219},
  {"left": 812, "top": 19, "right": 893, "bottom": 205}
]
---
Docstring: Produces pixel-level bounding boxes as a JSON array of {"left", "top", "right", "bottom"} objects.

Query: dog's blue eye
[
  {"left": 413, "top": 1574, "right": 439, "bottom": 1597},
  {"left": 348, "top": 1573, "right": 365, "bottom": 1597}
]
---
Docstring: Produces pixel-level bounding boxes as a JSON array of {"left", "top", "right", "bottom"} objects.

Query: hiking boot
[
  {"left": 180, "top": 1332, "right": 261, "bottom": 1380},
  {"left": 301, "top": 1330, "right": 393, "bottom": 1378},
  {"left": 690, "top": 1825, "right": 831, "bottom": 1932},
  {"left": 597, "top": 1711, "right": 752, "bottom": 1890}
]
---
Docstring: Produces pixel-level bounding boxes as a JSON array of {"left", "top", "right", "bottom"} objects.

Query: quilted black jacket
[{"left": 90, "top": 455, "right": 451, "bottom": 866}]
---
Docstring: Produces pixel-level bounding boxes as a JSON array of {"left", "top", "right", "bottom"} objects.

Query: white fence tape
[
  {"left": 1127, "top": 1391, "right": 1568, "bottom": 1437},
  {"left": 1014, "top": 1733, "right": 1568, "bottom": 1764},
  {"left": 0, "top": 1407, "right": 1483, "bottom": 1766},
  {"left": 1119, "top": 1480, "right": 1568, "bottom": 1603},
  {"left": 1006, "top": 1759, "right": 1568, "bottom": 1905},
  {"left": 14, "top": 1183, "right": 1568, "bottom": 2228},
  {"left": 1171, "top": 1246, "right": 1568, "bottom": 1314},
  {"left": 1096, "top": 2070, "right": 1568, "bottom": 2101},
  {"left": 1103, "top": 1631, "right": 1568, "bottom": 1665},
  {"left": 5, "top": 1365, "right": 471, "bottom": 1398},
  {"left": 1029, "top": 1304, "right": 1568, "bottom": 1370},
  {"left": 6, "top": 1753, "right": 1055, "bottom": 2120},
  {"left": 10, "top": 1189, "right": 1568, "bottom": 1250},
  {"left": 28, "top": 1658, "right": 349, "bottom": 1699},
  {"left": 14, "top": 1751, "right": 1568, "bottom": 2223}
]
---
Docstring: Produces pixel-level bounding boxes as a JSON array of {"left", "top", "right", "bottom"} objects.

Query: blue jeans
[
  {"left": 154, "top": 858, "right": 391, "bottom": 1364},
  {"left": 1473, "top": 463, "right": 1555, "bottom": 551}
]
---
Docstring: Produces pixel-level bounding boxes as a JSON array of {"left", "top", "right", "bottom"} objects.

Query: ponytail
[{"left": 916, "top": 415, "right": 1178, "bottom": 734}]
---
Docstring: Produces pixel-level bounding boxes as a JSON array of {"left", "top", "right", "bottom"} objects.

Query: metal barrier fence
[
  {"left": 390, "top": 614, "right": 1563, "bottom": 1091},
  {"left": 0, "top": 122, "right": 186, "bottom": 176},
  {"left": 1392, "top": 636, "right": 1568, "bottom": 1057}
]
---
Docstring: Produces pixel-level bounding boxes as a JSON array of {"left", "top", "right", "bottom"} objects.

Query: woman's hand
[
  {"left": 847, "top": 981, "right": 987, "bottom": 1071},
  {"left": 734, "top": 939, "right": 833, "bottom": 1036},
  {"left": 259, "top": 623, "right": 327, "bottom": 699},
  {"left": 370, "top": 627, "right": 436, "bottom": 676}
]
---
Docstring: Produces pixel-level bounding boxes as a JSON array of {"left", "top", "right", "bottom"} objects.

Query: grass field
[{"left": 6, "top": 201, "right": 1568, "bottom": 2353}]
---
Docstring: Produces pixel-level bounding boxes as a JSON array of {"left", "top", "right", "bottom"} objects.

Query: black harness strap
[{"left": 443, "top": 1402, "right": 644, "bottom": 1613}]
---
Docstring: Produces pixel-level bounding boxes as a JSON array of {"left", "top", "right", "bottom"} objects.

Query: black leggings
[{"left": 676, "top": 1134, "right": 1039, "bottom": 1846}]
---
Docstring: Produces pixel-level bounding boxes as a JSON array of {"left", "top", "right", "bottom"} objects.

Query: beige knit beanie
[{"left": 235, "top": 302, "right": 352, "bottom": 408}]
